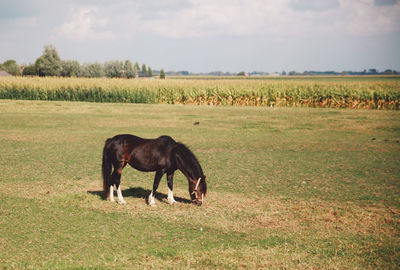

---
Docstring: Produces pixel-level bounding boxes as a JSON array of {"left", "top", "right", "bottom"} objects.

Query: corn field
[{"left": 0, "top": 76, "right": 399, "bottom": 109}]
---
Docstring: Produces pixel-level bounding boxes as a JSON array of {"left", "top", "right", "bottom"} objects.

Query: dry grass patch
[
  {"left": 3, "top": 176, "right": 397, "bottom": 239},
  {"left": 7, "top": 176, "right": 392, "bottom": 242}
]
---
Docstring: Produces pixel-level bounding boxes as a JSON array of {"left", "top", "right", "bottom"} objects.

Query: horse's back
[
  {"left": 157, "top": 135, "right": 177, "bottom": 145},
  {"left": 108, "top": 134, "right": 176, "bottom": 146},
  {"left": 104, "top": 134, "right": 146, "bottom": 160},
  {"left": 109, "top": 134, "right": 142, "bottom": 143}
]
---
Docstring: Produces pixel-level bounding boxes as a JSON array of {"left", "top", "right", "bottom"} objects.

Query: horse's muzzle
[{"left": 193, "top": 200, "right": 202, "bottom": 206}]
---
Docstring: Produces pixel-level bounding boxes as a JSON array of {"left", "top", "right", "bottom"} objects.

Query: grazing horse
[{"left": 102, "top": 134, "right": 207, "bottom": 206}]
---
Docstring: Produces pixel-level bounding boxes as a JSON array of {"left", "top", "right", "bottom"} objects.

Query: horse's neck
[
  {"left": 178, "top": 159, "right": 194, "bottom": 179},
  {"left": 175, "top": 144, "right": 202, "bottom": 179}
]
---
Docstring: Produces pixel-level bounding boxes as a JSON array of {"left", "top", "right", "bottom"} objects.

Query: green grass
[{"left": 0, "top": 100, "right": 399, "bottom": 269}]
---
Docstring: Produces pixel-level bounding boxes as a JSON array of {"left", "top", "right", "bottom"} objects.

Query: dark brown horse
[{"left": 102, "top": 134, "right": 207, "bottom": 206}]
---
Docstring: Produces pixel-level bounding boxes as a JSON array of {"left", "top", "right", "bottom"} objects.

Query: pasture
[{"left": 0, "top": 100, "right": 399, "bottom": 269}]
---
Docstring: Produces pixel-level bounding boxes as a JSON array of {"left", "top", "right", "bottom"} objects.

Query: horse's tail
[{"left": 102, "top": 138, "right": 113, "bottom": 200}]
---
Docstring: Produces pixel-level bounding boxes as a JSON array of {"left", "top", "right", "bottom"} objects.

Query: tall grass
[{"left": 0, "top": 76, "right": 399, "bottom": 109}]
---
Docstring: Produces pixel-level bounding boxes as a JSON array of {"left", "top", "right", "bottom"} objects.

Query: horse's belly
[
  {"left": 128, "top": 153, "right": 169, "bottom": 172},
  {"left": 128, "top": 158, "right": 158, "bottom": 172},
  {"left": 127, "top": 145, "right": 170, "bottom": 172}
]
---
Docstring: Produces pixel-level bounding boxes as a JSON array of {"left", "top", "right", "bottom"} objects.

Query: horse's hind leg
[
  {"left": 148, "top": 170, "right": 163, "bottom": 206},
  {"left": 112, "top": 166, "right": 126, "bottom": 205},
  {"left": 109, "top": 184, "right": 115, "bottom": 202}
]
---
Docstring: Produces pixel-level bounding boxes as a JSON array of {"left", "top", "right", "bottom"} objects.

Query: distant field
[
  {"left": 169, "top": 75, "right": 400, "bottom": 82},
  {"left": 0, "top": 100, "right": 399, "bottom": 269},
  {"left": 1, "top": 75, "right": 399, "bottom": 109}
]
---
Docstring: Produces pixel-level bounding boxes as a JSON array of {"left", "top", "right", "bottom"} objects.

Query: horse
[{"left": 101, "top": 134, "right": 207, "bottom": 206}]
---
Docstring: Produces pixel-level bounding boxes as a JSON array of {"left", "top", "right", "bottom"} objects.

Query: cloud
[
  {"left": 114, "top": 0, "right": 295, "bottom": 38},
  {"left": 374, "top": 0, "right": 398, "bottom": 6},
  {"left": 340, "top": 0, "right": 400, "bottom": 36},
  {"left": 106, "top": 0, "right": 397, "bottom": 39},
  {"left": 0, "top": 0, "right": 38, "bottom": 20},
  {"left": 49, "top": 0, "right": 399, "bottom": 41},
  {"left": 289, "top": 0, "right": 340, "bottom": 11},
  {"left": 58, "top": 6, "right": 115, "bottom": 41}
]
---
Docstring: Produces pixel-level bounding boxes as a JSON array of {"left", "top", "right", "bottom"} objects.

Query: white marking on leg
[
  {"left": 148, "top": 191, "right": 156, "bottom": 206},
  {"left": 168, "top": 188, "right": 177, "bottom": 204},
  {"left": 117, "top": 185, "right": 126, "bottom": 205},
  {"left": 109, "top": 185, "right": 115, "bottom": 202}
]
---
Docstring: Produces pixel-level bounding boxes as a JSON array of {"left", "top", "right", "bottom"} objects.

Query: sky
[{"left": 1, "top": 0, "right": 399, "bottom": 73}]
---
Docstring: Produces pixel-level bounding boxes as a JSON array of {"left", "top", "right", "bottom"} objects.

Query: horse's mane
[{"left": 174, "top": 142, "right": 204, "bottom": 181}]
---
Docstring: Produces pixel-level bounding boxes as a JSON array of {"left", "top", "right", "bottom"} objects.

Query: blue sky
[{"left": 1, "top": 0, "right": 399, "bottom": 73}]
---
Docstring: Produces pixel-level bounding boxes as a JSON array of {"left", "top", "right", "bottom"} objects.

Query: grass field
[{"left": 0, "top": 100, "right": 399, "bottom": 269}]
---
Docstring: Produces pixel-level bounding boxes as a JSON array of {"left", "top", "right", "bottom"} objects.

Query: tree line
[
  {"left": 286, "top": 69, "right": 399, "bottom": 76},
  {"left": 0, "top": 45, "right": 166, "bottom": 79}
]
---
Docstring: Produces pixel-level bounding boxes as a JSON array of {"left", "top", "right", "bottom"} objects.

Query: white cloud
[
  {"left": 117, "top": 0, "right": 296, "bottom": 38},
  {"left": 58, "top": 6, "right": 115, "bottom": 41},
  {"left": 339, "top": 0, "right": 400, "bottom": 36},
  {"left": 110, "top": 0, "right": 399, "bottom": 38},
  {"left": 290, "top": 0, "right": 340, "bottom": 11},
  {"left": 52, "top": 0, "right": 399, "bottom": 41}
]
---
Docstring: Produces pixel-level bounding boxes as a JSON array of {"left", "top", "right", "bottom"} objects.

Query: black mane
[{"left": 174, "top": 142, "right": 204, "bottom": 180}]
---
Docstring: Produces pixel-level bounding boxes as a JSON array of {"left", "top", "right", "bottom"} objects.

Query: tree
[
  {"left": 22, "top": 64, "right": 37, "bottom": 76},
  {"left": 368, "top": 68, "right": 378, "bottom": 74},
  {"left": 141, "top": 64, "right": 147, "bottom": 74},
  {"left": 384, "top": 69, "right": 393, "bottom": 74},
  {"left": 1, "top": 60, "right": 22, "bottom": 75},
  {"left": 160, "top": 69, "right": 166, "bottom": 79},
  {"left": 133, "top": 62, "right": 140, "bottom": 78},
  {"left": 104, "top": 60, "right": 124, "bottom": 78},
  {"left": 82, "top": 62, "right": 104, "bottom": 78},
  {"left": 148, "top": 66, "right": 153, "bottom": 77},
  {"left": 35, "top": 45, "right": 62, "bottom": 76},
  {"left": 61, "top": 60, "right": 82, "bottom": 77},
  {"left": 124, "top": 60, "right": 135, "bottom": 78}
]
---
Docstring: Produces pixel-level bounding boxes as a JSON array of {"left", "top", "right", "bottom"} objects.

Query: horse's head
[{"left": 189, "top": 176, "right": 207, "bottom": 206}]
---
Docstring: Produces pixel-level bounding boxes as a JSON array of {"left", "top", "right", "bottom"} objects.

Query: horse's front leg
[
  {"left": 167, "top": 171, "right": 177, "bottom": 204},
  {"left": 116, "top": 184, "right": 126, "bottom": 205},
  {"left": 148, "top": 170, "right": 163, "bottom": 206},
  {"left": 112, "top": 166, "right": 126, "bottom": 205}
]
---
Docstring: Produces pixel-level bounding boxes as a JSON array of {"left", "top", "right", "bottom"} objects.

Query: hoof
[
  {"left": 148, "top": 198, "right": 156, "bottom": 206},
  {"left": 148, "top": 193, "right": 156, "bottom": 206},
  {"left": 118, "top": 200, "right": 126, "bottom": 205},
  {"left": 168, "top": 198, "right": 177, "bottom": 205}
]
